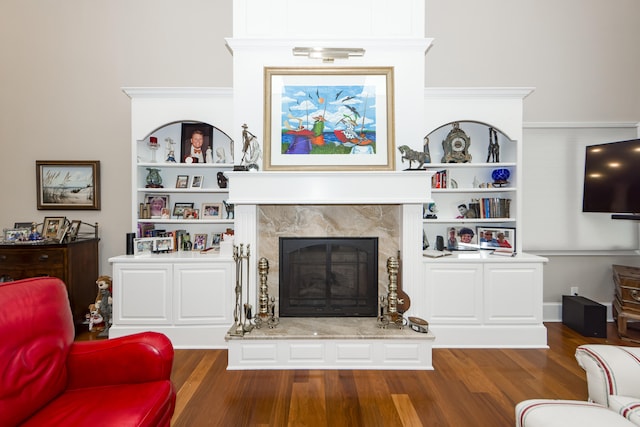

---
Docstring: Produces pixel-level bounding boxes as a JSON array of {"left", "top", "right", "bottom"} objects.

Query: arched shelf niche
[
  {"left": 424, "top": 120, "right": 515, "bottom": 167},
  {"left": 136, "top": 120, "right": 234, "bottom": 165}
]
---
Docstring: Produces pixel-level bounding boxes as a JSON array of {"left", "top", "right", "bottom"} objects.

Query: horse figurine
[{"left": 398, "top": 145, "right": 430, "bottom": 169}]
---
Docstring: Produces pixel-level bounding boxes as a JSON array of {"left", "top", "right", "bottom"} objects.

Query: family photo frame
[
  {"left": 263, "top": 67, "right": 395, "bottom": 171},
  {"left": 476, "top": 226, "right": 516, "bottom": 251},
  {"left": 36, "top": 160, "right": 100, "bottom": 210}
]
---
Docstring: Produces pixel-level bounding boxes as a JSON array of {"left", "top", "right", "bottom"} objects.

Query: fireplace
[{"left": 279, "top": 237, "right": 378, "bottom": 317}]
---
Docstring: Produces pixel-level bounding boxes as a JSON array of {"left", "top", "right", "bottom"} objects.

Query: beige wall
[{"left": 1, "top": 1, "right": 639, "bottom": 307}]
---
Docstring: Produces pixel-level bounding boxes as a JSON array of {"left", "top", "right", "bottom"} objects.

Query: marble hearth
[{"left": 226, "top": 171, "right": 435, "bottom": 370}]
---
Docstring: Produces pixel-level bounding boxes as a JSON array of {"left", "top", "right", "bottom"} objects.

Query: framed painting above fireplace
[{"left": 263, "top": 67, "right": 395, "bottom": 171}]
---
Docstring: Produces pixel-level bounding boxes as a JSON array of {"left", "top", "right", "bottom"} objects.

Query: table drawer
[{"left": 0, "top": 249, "right": 64, "bottom": 266}]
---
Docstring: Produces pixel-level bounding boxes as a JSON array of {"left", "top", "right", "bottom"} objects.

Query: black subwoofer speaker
[{"left": 562, "top": 295, "right": 607, "bottom": 337}]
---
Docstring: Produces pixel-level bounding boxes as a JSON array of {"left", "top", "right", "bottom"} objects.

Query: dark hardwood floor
[{"left": 79, "top": 322, "right": 639, "bottom": 426}]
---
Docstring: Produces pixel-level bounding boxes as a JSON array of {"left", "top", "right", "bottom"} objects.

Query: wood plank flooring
[{"left": 166, "top": 323, "right": 639, "bottom": 427}]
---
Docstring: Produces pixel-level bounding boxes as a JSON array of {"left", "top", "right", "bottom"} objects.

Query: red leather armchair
[{"left": 0, "top": 277, "right": 176, "bottom": 426}]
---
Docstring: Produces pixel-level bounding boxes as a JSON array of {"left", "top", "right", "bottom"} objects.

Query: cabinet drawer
[
  {"left": 0, "top": 267, "right": 65, "bottom": 282},
  {"left": 0, "top": 249, "right": 64, "bottom": 266},
  {"left": 616, "top": 286, "right": 640, "bottom": 313}
]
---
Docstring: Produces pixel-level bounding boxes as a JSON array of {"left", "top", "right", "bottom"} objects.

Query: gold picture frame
[{"left": 263, "top": 67, "right": 395, "bottom": 171}]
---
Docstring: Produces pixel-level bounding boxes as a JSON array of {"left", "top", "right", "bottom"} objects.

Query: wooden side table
[{"left": 612, "top": 264, "right": 640, "bottom": 343}]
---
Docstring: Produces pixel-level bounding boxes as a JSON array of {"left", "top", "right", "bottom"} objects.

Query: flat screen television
[{"left": 582, "top": 138, "right": 640, "bottom": 217}]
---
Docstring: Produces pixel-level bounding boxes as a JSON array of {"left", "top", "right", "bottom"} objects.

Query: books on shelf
[
  {"left": 469, "top": 198, "right": 511, "bottom": 219},
  {"left": 431, "top": 170, "right": 448, "bottom": 189}
]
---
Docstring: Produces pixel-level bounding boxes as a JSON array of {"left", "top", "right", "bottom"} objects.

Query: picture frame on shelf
[
  {"left": 13, "top": 222, "right": 33, "bottom": 229},
  {"left": 152, "top": 237, "right": 173, "bottom": 253},
  {"left": 175, "top": 175, "right": 189, "bottom": 188},
  {"left": 190, "top": 175, "right": 203, "bottom": 188},
  {"left": 201, "top": 203, "right": 222, "bottom": 219},
  {"left": 193, "top": 233, "right": 208, "bottom": 250},
  {"left": 263, "top": 67, "right": 395, "bottom": 171},
  {"left": 67, "top": 220, "right": 81, "bottom": 241},
  {"left": 36, "top": 160, "right": 100, "bottom": 210},
  {"left": 182, "top": 208, "right": 199, "bottom": 219},
  {"left": 3, "top": 227, "right": 30, "bottom": 242},
  {"left": 133, "top": 237, "right": 155, "bottom": 255},
  {"left": 476, "top": 226, "right": 515, "bottom": 251},
  {"left": 447, "top": 226, "right": 478, "bottom": 251},
  {"left": 211, "top": 232, "right": 222, "bottom": 247},
  {"left": 181, "top": 122, "right": 213, "bottom": 164},
  {"left": 172, "top": 202, "right": 194, "bottom": 218},
  {"left": 42, "top": 216, "right": 67, "bottom": 240},
  {"left": 144, "top": 194, "right": 170, "bottom": 218}
]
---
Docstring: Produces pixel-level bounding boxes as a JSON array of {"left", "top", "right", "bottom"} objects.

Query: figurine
[
  {"left": 217, "top": 171, "right": 228, "bottom": 189},
  {"left": 205, "top": 147, "right": 213, "bottom": 163},
  {"left": 223, "top": 200, "right": 235, "bottom": 219},
  {"left": 215, "top": 147, "right": 226, "bottom": 163},
  {"left": 398, "top": 145, "right": 430, "bottom": 169},
  {"left": 165, "top": 137, "right": 177, "bottom": 163},
  {"left": 486, "top": 127, "right": 500, "bottom": 163},
  {"left": 89, "top": 275, "right": 112, "bottom": 336},
  {"left": 240, "top": 124, "right": 261, "bottom": 170}
]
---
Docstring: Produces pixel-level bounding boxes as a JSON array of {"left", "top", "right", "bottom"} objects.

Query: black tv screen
[{"left": 582, "top": 138, "right": 640, "bottom": 213}]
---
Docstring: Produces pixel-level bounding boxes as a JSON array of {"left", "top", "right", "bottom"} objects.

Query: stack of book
[
  {"left": 431, "top": 170, "right": 448, "bottom": 188},
  {"left": 468, "top": 198, "right": 511, "bottom": 218}
]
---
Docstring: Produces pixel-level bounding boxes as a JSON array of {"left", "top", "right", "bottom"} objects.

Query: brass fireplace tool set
[
  {"left": 229, "top": 244, "right": 278, "bottom": 337},
  {"left": 253, "top": 256, "right": 279, "bottom": 329},
  {"left": 378, "top": 256, "right": 407, "bottom": 329}
]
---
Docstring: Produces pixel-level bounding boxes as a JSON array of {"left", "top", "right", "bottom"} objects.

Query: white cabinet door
[
  {"left": 483, "top": 263, "right": 543, "bottom": 324},
  {"left": 113, "top": 263, "right": 172, "bottom": 325},
  {"left": 173, "top": 263, "right": 232, "bottom": 325},
  {"left": 424, "top": 263, "right": 483, "bottom": 324}
]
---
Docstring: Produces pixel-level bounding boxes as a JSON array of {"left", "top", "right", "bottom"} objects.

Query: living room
[
  {"left": 1, "top": 0, "right": 640, "bottom": 424},
  {"left": 2, "top": 1, "right": 639, "bottom": 318}
]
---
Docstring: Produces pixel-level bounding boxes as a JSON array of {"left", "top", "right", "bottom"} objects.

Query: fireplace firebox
[{"left": 279, "top": 237, "right": 378, "bottom": 317}]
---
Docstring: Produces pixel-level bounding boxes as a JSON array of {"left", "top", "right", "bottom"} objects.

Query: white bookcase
[
  {"left": 110, "top": 88, "right": 237, "bottom": 348},
  {"left": 419, "top": 88, "right": 548, "bottom": 348}
]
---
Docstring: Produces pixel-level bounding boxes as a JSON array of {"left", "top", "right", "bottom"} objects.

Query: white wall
[{"left": 1, "top": 0, "right": 639, "bottom": 309}]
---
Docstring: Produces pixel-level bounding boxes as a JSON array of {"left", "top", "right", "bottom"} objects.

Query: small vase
[{"left": 491, "top": 169, "right": 510, "bottom": 187}]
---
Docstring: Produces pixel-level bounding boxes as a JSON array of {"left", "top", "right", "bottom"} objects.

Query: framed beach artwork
[
  {"left": 36, "top": 161, "right": 100, "bottom": 210},
  {"left": 263, "top": 67, "right": 395, "bottom": 171}
]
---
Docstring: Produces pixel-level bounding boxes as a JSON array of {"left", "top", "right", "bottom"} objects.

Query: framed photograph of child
[
  {"left": 476, "top": 226, "right": 515, "bottom": 251},
  {"left": 181, "top": 123, "right": 213, "bottom": 164}
]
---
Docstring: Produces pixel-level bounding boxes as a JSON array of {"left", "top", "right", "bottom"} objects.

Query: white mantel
[{"left": 227, "top": 171, "right": 432, "bottom": 205}]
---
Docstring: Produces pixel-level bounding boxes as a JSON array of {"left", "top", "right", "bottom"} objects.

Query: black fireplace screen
[{"left": 279, "top": 237, "right": 378, "bottom": 317}]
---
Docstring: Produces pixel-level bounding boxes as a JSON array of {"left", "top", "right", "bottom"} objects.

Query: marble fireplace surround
[
  {"left": 228, "top": 171, "right": 432, "bottom": 319},
  {"left": 226, "top": 171, "right": 435, "bottom": 370}
]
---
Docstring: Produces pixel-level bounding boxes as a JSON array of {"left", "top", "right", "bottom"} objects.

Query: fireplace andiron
[
  {"left": 254, "top": 257, "right": 279, "bottom": 329},
  {"left": 229, "top": 243, "right": 253, "bottom": 337},
  {"left": 377, "top": 256, "right": 407, "bottom": 329}
]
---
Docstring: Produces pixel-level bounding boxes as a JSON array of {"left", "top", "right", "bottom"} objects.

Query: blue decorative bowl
[{"left": 491, "top": 168, "right": 510, "bottom": 186}]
